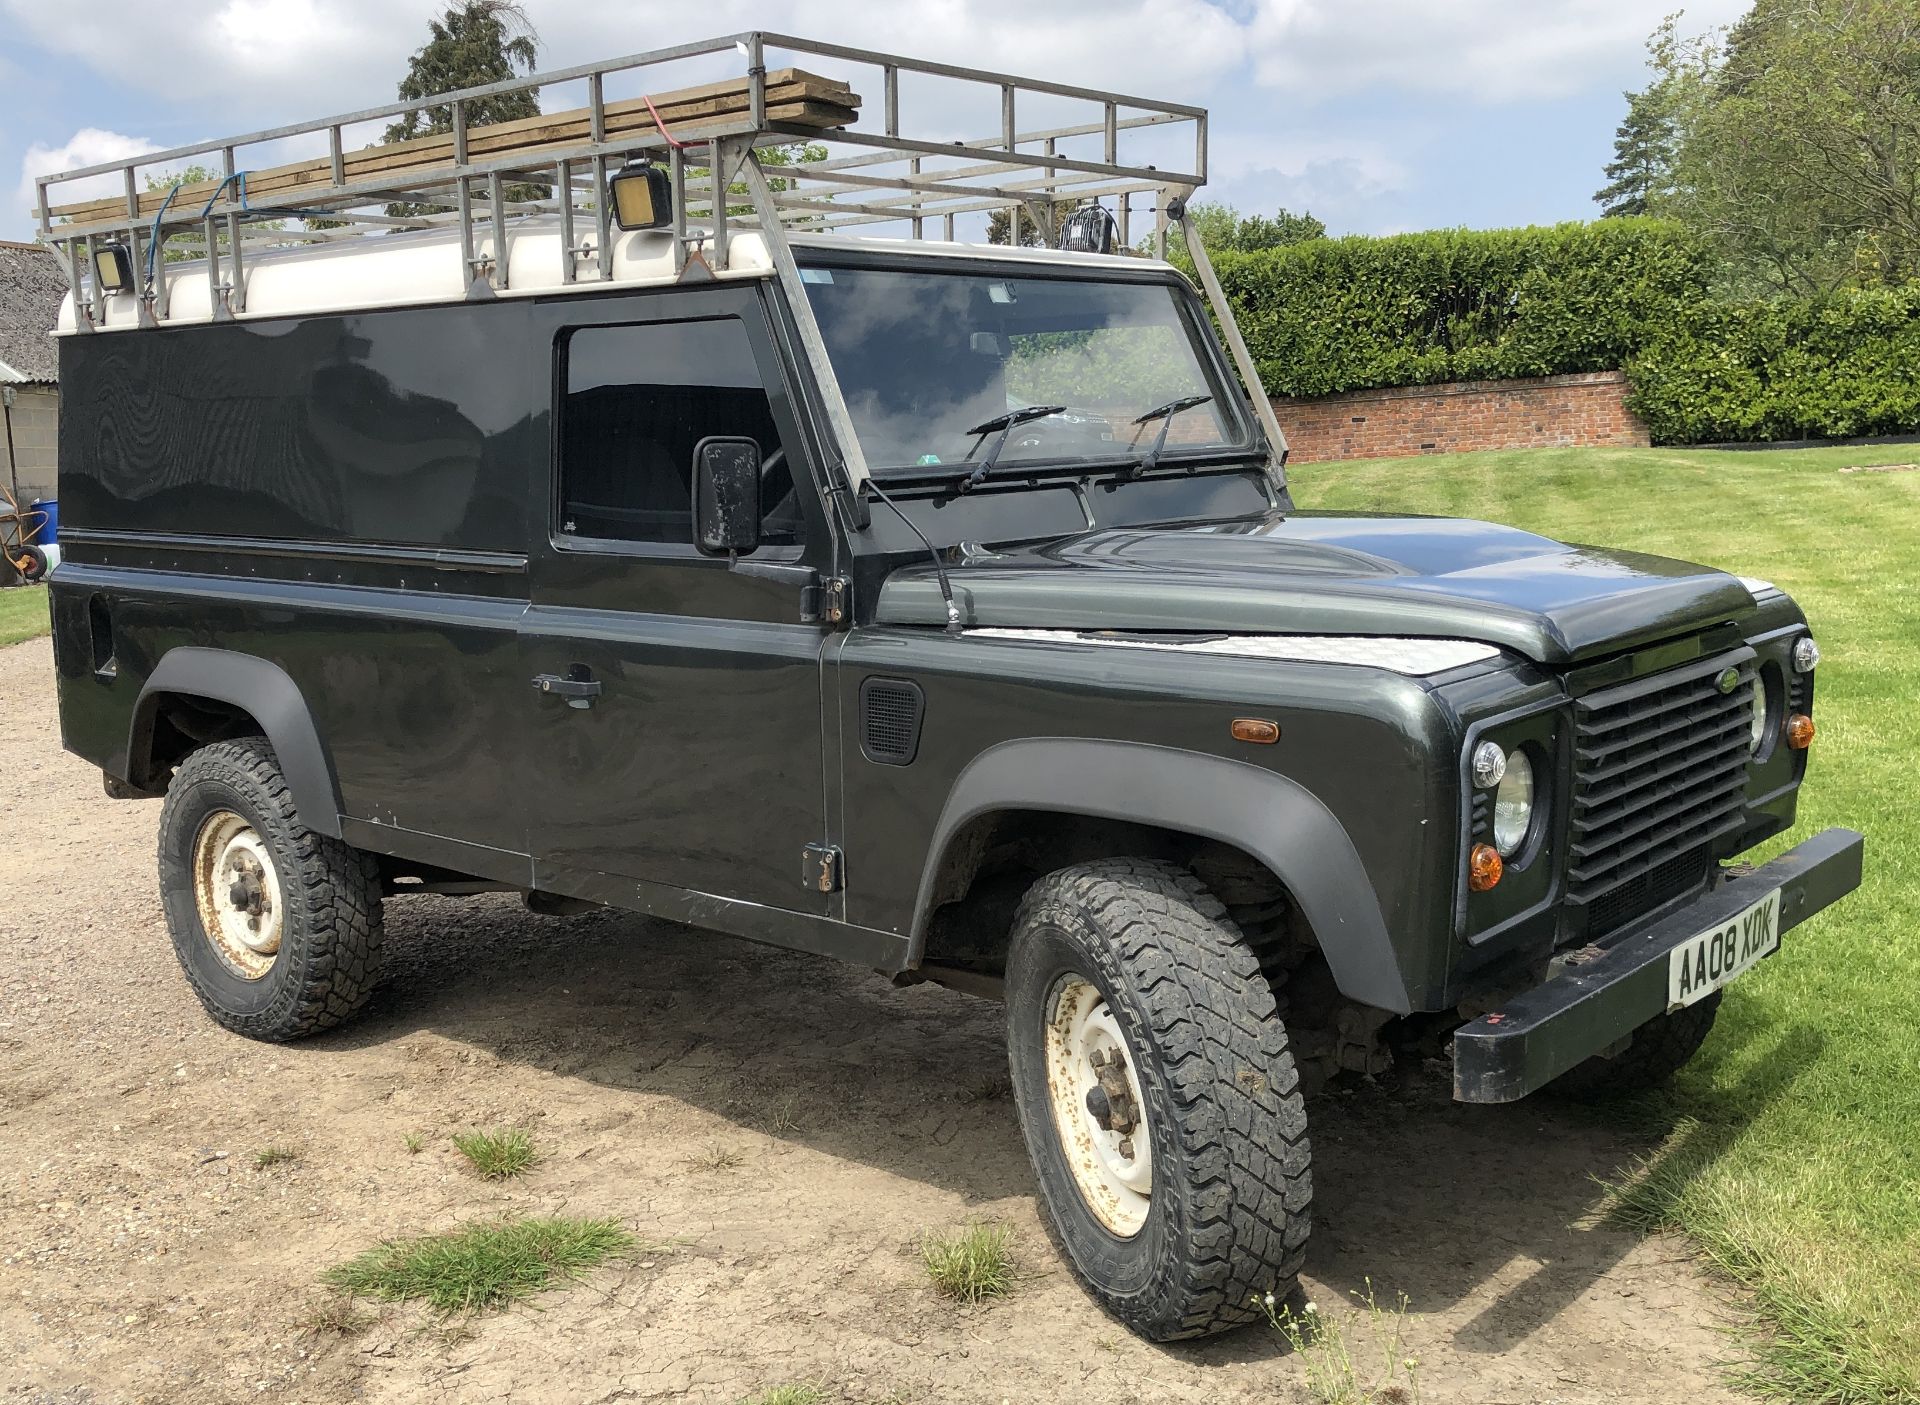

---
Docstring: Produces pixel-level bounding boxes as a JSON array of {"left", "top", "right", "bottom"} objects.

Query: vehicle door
[{"left": 519, "top": 284, "right": 836, "bottom": 916}]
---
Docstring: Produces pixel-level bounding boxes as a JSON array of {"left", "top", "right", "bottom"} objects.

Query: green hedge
[
  {"left": 1213, "top": 219, "right": 1712, "bottom": 399},
  {"left": 1624, "top": 286, "right": 1920, "bottom": 443},
  {"left": 1209, "top": 218, "right": 1920, "bottom": 445}
]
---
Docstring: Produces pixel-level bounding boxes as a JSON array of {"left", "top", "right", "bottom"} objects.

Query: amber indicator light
[
  {"left": 1786, "top": 713, "right": 1816, "bottom": 750},
  {"left": 1468, "top": 843, "right": 1504, "bottom": 892},
  {"left": 1230, "top": 717, "right": 1281, "bottom": 744}
]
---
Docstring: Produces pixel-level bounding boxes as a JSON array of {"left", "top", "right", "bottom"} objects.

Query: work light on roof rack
[
  {"left": 610, "top": 160, "right": 674, "bottom": 232},
  {"left": 92, "top": 243, "right": 134, "bottom": 294},
  {"left": 1058, "top": 204, "right": 1119, "bottom": 255}
]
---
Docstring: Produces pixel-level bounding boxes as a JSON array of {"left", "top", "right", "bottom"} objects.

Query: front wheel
[
  {"left": 158, "top": 737, "right": 384, "bottom": 1041},
  {"left": 1004, "top": 858, "right": 1311, "bottom": 1341}
]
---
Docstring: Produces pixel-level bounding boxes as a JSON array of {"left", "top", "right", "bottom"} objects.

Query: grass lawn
[
  {"left": 1295, "top": 444, "right": 1919, "bottom": 1404},
  {"left": 0, "top": 585, "right": 49, "bottom": 647}
]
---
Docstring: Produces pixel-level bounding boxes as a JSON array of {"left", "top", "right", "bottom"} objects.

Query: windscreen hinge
[
  {"left": 796, "top": 574, "right": 847, "bottom": 625},
  {"left": 820, "top": 576, "right": 850, "bottom": 625}
]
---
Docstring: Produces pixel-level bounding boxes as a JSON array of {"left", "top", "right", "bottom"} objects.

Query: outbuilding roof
[{"left": 0, "top": 240, "right": 65, "bottom": 383}]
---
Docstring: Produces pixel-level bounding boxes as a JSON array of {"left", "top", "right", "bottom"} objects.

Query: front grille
[
  {"left": 1569, "top": 650, "right": 1754, "bottom": 908},
  {"left": 1585, "top": 844, "right": 1711, "bottom": 938}
]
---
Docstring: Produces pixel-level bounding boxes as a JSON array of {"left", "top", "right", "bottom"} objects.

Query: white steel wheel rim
[
  {"left": 191, "top": 810, "right": 284, "bottom": 980},
  {"left": 1043, "top": 974, "right": 1153, "bottom": 1237}
]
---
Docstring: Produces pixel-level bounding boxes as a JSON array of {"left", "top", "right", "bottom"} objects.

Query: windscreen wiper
[
  {"left": 1125, "top": 395, "right": 1214, "bottom": 480},
  {"left": 959, "top": 404, "right": 1068, "bottom": 492}
]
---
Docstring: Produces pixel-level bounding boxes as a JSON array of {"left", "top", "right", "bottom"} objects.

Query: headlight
[
  {"left": 1750, "top": 675, "right": 1770, "bottom": 753},
  {"left": 1493, "top": 748, "right": 1535, "bottom": 857}
]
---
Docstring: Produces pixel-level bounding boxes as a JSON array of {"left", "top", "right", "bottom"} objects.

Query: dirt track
[{"left": 0, "top": 633, "right": 1752, "bottom": 1404}]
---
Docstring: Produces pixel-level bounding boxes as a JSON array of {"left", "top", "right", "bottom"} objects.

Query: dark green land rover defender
[{"left": 36, "top": 34, "right": 1862, "bottom": 1342}]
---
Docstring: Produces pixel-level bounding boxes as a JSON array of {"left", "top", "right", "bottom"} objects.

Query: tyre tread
[
  {"left": 1013, "top": 857, "right": 1311, "bottom": 1340},
  {"left": 159, "top": 736, "right": 383, "bottom": 1041},
  {"left": 1554, "top": 991, "right": 1721, "bottom": 1097}
]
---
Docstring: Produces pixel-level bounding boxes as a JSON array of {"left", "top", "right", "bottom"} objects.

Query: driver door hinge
[{"left": 803, "top": 843, "right": 844, "bottom": 893}]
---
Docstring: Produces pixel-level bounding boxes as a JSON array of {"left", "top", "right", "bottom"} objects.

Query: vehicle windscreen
[{"left": 798, "top": 263, "right": 1248, "bottom": 476}]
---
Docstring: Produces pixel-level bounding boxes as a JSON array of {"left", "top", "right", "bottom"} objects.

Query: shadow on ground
[{"left": 331, "top": 892, "right": 1808, "bottom": 1365}]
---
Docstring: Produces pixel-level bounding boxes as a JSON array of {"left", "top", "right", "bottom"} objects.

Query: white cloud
[
  {"left": 0, "top": 1, "right": 1746, "bottom": 135},
  {"left": 0, "top": 0, "right": 1246, "bottom": 114},
  {"left": 1242, "top": 0, "right": 1752, "bottom": 103},
  {"left": 0, "top": 0, "right": 1759, "bottom": 240},
  {"left": 0, "top": 0, "right": 435, "bottom": 106},
  {"left": 16, "top": 128, "right": 161, "bottom": 226}
]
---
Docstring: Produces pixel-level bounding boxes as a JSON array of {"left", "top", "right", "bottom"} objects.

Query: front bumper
[{"left": 1453, "top": 828, "right": 1864, "bottom": 1103}]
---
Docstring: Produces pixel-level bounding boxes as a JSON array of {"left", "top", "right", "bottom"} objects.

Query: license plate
[{"left": 1667, "top": 887, "right": 1781, "bottom": 1010}]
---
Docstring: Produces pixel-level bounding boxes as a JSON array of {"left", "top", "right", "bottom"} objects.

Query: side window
[{"left": 559, "top": 316, "right": 802, "bottom": 547}]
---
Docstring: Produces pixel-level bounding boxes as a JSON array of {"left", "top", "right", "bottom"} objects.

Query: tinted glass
[
  {"left": 559, "top": 317, "right": 801, "bottom": 545},
  {"left": 801, "top": 265, "right": 1245, "bottom": 475}
]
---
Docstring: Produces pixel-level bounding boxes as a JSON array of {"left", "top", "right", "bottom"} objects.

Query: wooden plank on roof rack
[{"left": 46, "top": 68, "right": 861, "bottom": 223}]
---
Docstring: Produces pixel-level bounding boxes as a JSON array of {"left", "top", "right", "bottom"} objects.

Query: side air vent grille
[{"left": 861, "top": 677, "right": 925, "bottom": 766}]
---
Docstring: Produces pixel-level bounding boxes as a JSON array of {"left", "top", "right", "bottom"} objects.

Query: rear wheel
[
  {"left": 1005, "top": 858, "right": 1311, "bottom": 1341},
  {"left": 158, "top": 737, "right": 384, "bottom": 1041},
  {"left": 1553, "top": 992, "right": 1722, "bottom": 1097}
]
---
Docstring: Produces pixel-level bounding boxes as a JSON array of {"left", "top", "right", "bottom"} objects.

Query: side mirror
[{"left": 691, "top": 436, "right": 762, "bottom": 557}]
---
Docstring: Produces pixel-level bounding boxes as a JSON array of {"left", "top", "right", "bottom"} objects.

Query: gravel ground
[{"left": 0, "top": 634, "right": 1754, "bottom": 1404}]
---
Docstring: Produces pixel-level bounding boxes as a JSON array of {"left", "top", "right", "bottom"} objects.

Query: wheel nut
[{"left": 1117, "top": 1137, "right": 1134, "bottom": 1159}]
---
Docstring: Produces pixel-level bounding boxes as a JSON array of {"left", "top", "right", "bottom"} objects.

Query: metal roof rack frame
[{"left": 32, "top": 32, "right": 1288, "bottom": 488}]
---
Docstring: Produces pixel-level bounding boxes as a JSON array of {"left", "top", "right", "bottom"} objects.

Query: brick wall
[
  {"left": 1272, "top": 370, "right": 1648, "bottom": 463},
  {"left": 2, "top": 383, "right": 58, "bottom": 506}
]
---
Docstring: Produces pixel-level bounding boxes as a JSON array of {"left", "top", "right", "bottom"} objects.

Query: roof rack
[{"left": 32, "top": 33, "right": 1288, "bottom": 487}]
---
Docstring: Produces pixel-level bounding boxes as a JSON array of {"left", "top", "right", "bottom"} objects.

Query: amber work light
[
  {"left": 93, "top": 243, "right": 134, "bottom": 294},
  {"left": 609, "top": 161, "right": 674, "bottom": 231}
]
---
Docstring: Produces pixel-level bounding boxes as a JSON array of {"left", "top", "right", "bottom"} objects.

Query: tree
[
  {"left": 1205, "top": 204, "right": 1327, "bottom": 252},
  {"left": 384, "top": 2, "right": 542, "bottom": 216},
  {"left": 386, "top": 1, "right": 540, "bottom": 143},
  {"left": 1593, "top": 85, "right": 1677, "bottom": 218},
  {"left": 1644, "top": 1, "right": 1920, "bottom": 293},
  {"left": 986, "top": 206, "right": 1046, "bottom": 247},
  {"left": 1134, "top": 200, "right": 1325, "bottom": 256}
]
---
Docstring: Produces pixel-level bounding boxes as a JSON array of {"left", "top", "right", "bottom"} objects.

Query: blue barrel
[{"left": 29, "top": 498, "right": 56, "bottom": 545}]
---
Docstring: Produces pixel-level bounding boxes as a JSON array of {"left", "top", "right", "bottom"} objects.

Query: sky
[{"left": 0, "top": 0, "right": 1754, "bottom": 245}]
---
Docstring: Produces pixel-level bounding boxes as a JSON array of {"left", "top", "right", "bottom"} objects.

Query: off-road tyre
[
  {"left": 18, "top": 545, "right": 47, "bottom": 582},
  {"left": 1004, "top": 858, "right": 1311, "bottom": 1341},
  {"left": 158, "top": 736, "right": 383, "bottom": 1041},
  {"left": 1552, "top": 992, "right": 1722, "bottom": 1097}
]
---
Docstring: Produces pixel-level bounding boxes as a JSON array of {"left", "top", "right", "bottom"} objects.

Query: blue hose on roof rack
[
  {"left": 142, "top": 182, "right": 183, "bottom": 291},
  {"left": 143, "top": 170, "right": 252, "bottom": 293}
]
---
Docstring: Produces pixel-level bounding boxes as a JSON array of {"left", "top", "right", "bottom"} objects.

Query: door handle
[{"left": 532, "top": 672, "right": 602, "bottom": 709}]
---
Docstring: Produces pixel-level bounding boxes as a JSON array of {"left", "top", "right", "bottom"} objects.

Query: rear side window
[{"left": 559, "top": 317, "right": 800, "bottom": 546}]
